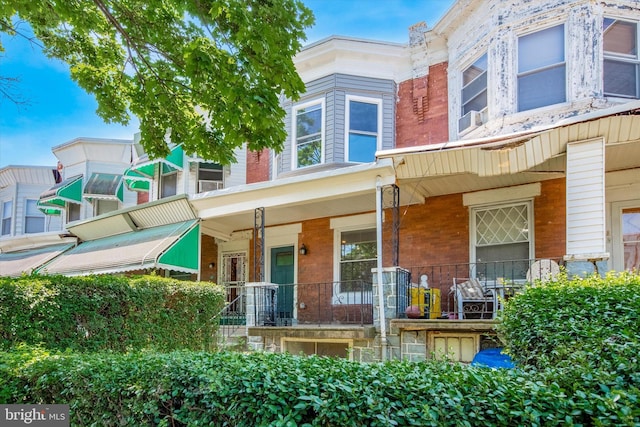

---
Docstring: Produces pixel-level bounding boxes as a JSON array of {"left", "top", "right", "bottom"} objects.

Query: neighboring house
[
  {"left": 0, "top": 137, "right": 142, "bottom": 277},
  {"left": 2, "top": 0, "right": 639, "bottom": 363}
]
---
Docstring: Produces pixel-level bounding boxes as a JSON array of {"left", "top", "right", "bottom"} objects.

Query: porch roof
[
  {"left": 378, "top": 101, "right": 640, "bottom": 201},
  {"left": 0, "top": 242, "right": 76, "bottom": 277},
  {"left": 38, "top": 220, "right": 200, "bottom": 276},
  {"left": 190, "top": 160, "right": 396, "bottom": 240}
]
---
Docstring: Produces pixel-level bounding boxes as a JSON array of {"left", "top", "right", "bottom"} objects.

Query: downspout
[{"left": 375, "top": 176, "right": 387, "bottom": 361}]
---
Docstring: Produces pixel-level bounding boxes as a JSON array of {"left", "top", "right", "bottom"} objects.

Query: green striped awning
[
  {"left": 123, "top": 168, "right": 151, "bottom": 192},
  {"left": 129, "top": 145, "right": 184, "bottom": 178},
  {"left": 38, "top": 174, "right": 83, "bottom": 213},
  {"left": 38, "top": 220, "right": 200, "bottom": 276},
  {"left": 83, "top": 173, "right": 124, "bottom": 202}
]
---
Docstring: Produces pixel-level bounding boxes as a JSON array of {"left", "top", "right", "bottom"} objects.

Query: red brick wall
[
  {"left": 200, "top": 234, "right": 218, "bottom": 283},
  {"left": 396, "top": 62, "right": 449, "bottom": 148},
  {"left": 534, "top": 178, "right": 566, "bottom": 258},
  {"left": 136, "top": 191, "right": 149, "bottom": 205},
  {"left": 246, "top": 148, "right": 270, "bottom": 184}
]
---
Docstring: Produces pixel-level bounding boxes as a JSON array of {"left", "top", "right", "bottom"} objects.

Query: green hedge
[
  {"left": 1, "top": 348, "right": 638, "bottom": 426},
  {"left": 496, "top": 272, "right": 640, "bottom": 371},
  {"left": 0, "top": 275, "right": 225, "bottom": 352}
]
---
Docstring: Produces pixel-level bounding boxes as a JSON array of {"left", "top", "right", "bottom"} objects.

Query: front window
[
  {"left": 604, "top": 18, "right": 639, "bottom": 98},
  {"left": 346, "top": 98, "right": 380, "bottom": 163},
  {"left": 24, "top": 199, "right": 45, "bottom": 233},
  {"left": 472, "top": 202, "right": 532, "bottom": 280},
  {"left": 340, "top": 229, "right": 377, "bottom": 293},
  {"left": 197, "top": 163, "right": 224, "bottom": 192},
  {"left": 294, "top": 101, "right": 323, "bottom": 168},
  {"left": 462, "top": 53, "right": 488, "bottom": 116},
  {"left": 622, "top": 207, "right": 640, "bottom": 271},
  {"left": 1, "top": 200, "right": 12, "bottom": 236},
  {"left": 67, "top": 203, "right": 81, "bottom": 223},
  {"left": 160, "top": 172, "right": 177, "bottom": 198},
  {"left": 518, "top": 25, "right": 566, "bottom": 111},
  {"left": 94, "top": 199, "right": 119, "bottom": 216}
]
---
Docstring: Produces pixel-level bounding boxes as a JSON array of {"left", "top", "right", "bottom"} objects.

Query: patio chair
[
  {"left": 452, "top": 278, "right": 495, "bottom": 319},
  {"left": 526, "top": 259, "right": 560, "bottom": 284}
]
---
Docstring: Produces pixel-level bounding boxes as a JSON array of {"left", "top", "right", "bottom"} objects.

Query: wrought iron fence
[
  {"left": 397, "top": 258, "right": 563, "bottom": 320},
  {"left": 251, "top": 280, "right": 374, "bottom": 326}
]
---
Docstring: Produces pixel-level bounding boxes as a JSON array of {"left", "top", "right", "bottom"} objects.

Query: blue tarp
[{"left": 471, "top": 348, "right": 515, "bottom": 368}]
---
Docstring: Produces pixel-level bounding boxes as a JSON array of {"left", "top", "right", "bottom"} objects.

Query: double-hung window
[
  {"left": 160, "top": 171, "right": 177, "bottom": 198},
  {"left": 518, "top": 25, "right": 566, "bottom": 111},
  {"left": 472, "top": 202, "right": 532, "bottom": 281},
  {"left": 462, "top": 54, "right": 488, "bottom": 116},
  {"left": 604, "top": 18, "right": 639, "bottom": 98},
  {"left": 293, "top": 101, "right": 323, "bottom": 168},
  {"left": 24, "top": 199, "right": 45, "bottom": 233},
  {"left": 346, "top": 97, "right": 380, "bottom": 163},
  {"left": 339, "top": 228, "right": 377, "bottom": 293},
  {"left": 1, "top": 200, "right": 12, "bottom": 236}
]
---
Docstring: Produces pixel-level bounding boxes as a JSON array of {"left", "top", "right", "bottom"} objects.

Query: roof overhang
[
  {"left": 67, "top": 194, "right": 197, "bottom": 241},
  {"left": 38, "top": 220, "right": 200, "bottom": 276},
  {"left": 190, "top": 160, "right": 396, "bottom": 240},
  {"left": 377, "top": 104, "right": 640, "bottom": 202}
]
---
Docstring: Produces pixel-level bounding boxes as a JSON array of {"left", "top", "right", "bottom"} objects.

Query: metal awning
[
  {"left": 38, "top": 220, "right": 200, "bottom": 276},
  {"left": 123, "top": 168, "right": 151, "bottom": 192},
  {"left": 83, "top": 173, "right": 124, "bottom": 202},
  {"left": 0, "top": 243, "right": 75, "bottom": 277},
  {"left": 38, "top": 174, "right": 83, "bottom": 213},
  {"left": 129, "top": 145, "right": 184, "bottom": 178}
]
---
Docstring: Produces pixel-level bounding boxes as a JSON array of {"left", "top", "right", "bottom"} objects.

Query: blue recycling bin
[{"left": 471, "top": 347, "right": 515, "bottom": 368}]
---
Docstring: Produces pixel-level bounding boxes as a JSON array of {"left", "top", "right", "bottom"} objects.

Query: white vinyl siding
[{"left": 566, "top": 138, "right": 606, "bottom": 256}]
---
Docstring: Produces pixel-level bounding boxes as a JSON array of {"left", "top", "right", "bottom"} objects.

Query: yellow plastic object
[{"left": 410, "top": 288, "right": 441, "bottom": 318}]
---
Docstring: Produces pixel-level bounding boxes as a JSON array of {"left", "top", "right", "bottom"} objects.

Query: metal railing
[
  {"left": 397, "top": 258, "right": 563, "bottom": 320},
  {"left": 213, "top": 294, "right": 246, "bottom": 349},
  {"left": 251, "top": 280, "right": 374, "bottom": 327}
]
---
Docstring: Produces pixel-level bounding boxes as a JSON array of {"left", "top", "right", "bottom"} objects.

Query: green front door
[{"left": 271, "top": 246, "right": 295, "bottom": 325}]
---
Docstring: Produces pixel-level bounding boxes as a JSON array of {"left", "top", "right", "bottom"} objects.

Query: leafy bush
[
  {"left": 1, "top": 347, "right": 638, "bottom": 426},
  {"left": 0, "top": 275, "right": 225, "bottom": 352},
  {"left": 497, "top": 272, "right": 640, "bottom": 372}
]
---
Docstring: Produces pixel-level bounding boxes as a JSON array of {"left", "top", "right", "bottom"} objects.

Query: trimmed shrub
[
  {"left": 1, "top": 348, "right": 638, "bottom": 426},
  {"left": 496, "top": 272, "right": 640, "bottom": 371},
  {"left": 0, "top": 275, "right": 225, "bottom": 352}
]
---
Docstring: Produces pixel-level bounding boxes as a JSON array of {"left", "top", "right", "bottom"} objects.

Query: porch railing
[
  {"left": 249, "top": 280, "right": 374, "bottom": 327},
  {"left": 397, "top": 258, "right": 563, "bottom": 320}
]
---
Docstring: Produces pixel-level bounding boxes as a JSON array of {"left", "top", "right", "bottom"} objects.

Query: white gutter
[{"left": 375, "top": 176, "right": 387, "bottom": 361}]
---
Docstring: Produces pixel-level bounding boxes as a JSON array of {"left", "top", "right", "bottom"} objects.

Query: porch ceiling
[
  {"left": 191, "top": 161, "right": 396, "bottom": 240},
  {"left": 383, "top": 110, "right": 640, "bottom": 201}
]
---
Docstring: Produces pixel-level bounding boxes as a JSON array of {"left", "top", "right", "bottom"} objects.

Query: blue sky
[{"left": 0, "top": 0, "right": 454, "bottom": 167}]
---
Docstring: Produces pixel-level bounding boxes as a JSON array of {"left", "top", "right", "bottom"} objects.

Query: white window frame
[
  {"left": 24, "top": 199, "right": 46, "bottom": 234},
  {"left": 611, "top": 199, "right": 640, "bottom": 272},
  {"left": 603, "top": 17, "right": 640, "bottom": 99},
  {"left": 516, "top": 24, "right": 567, "bottom": 112},
  {"left": 461, "top": 53, "right": 488, "bottom": 117},
  {"left": 66, "top": 202, "right": 81, "bottom": 224},
  {"left": 331, "top": 214, "right": 377, "bottom": 304},
  {"left": 469, "top": 200, "right": 535, "bottom": 282},
  {"left": 344, "top": 95, "right": 382, "bottom": 163},
  {"left": 1, "top": 200, "right": 13, "bottom": 236},
  {"left": 93, "top": 199, "right": 119, "bottom": 217},
  {"left": 291, "top": 98, "right": 325, "bottom": 170},
  {"left": 160, "top": 170, "right": 178, "bottom": 199}
]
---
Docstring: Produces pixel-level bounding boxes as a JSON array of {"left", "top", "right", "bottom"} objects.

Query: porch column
[
  {"left": 372, "top": 267, "right": 408, "bottom": 328},
  {"left": 564, "top": 138, "right": 609, "bottom": 275}
]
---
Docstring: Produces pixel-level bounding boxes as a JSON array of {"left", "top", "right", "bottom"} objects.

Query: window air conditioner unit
[
  {"left": 458, "top": 110, "right": 483, "bottom": 134},
  {"left": 198, "top": 180, "right": 224, "bottom": 192}
]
